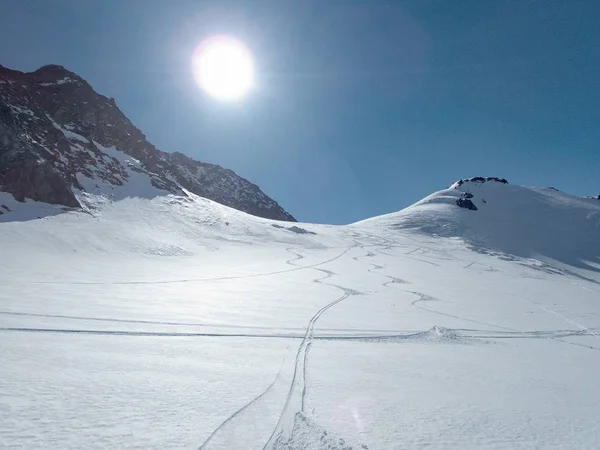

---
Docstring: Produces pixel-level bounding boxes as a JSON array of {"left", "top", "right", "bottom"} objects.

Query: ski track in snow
[
  {"left": 196, "top": 234, "right": 423, "bottom": 450},
  {"left": 262, "top": 243, "right": 363, "bottom": 450},
  {"left": 197, "top": 354, "right": 290, "bottom": 450},
  {"left": 26, "top": 246, "right": 351, "bottom": 286},
  {"left": 190, "top": 241, "right": 363, "bottom": 450},
  {"left": 261, "top": 235, "right": 487, "bottom": 449},
  {"left": 0, "top": 311, "right": 423, "bottom": 336},
  {"left": 352, "top": 248, "right": 409, "bottom": 288},
  {"left": 4, "top": 325, "right": 596, "bottom": 346},
  {"left": 345, "top": 244, "right": 600, "bottom": 351},
  {"left": 408, "top": 291, "right": 600, "bottom": 352},
  {"left": 408, "top": 291, "right": 516, "bottom": 332}
]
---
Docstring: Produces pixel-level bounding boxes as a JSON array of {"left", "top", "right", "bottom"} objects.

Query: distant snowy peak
[
  {"left": 355, "top": 177, "right": 600, "bottom": 273},
  {"left": 0, "top": 64, "right": 295, "bottom": 221}
]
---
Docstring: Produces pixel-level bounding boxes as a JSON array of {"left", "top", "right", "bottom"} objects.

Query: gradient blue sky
[{"left": 1, "top": 0, "right": 598, "bottom": 224}]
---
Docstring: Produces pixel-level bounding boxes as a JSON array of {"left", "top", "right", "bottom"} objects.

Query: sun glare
[{"left": 192, "top": 36, "right": 254, "bottom": 101}]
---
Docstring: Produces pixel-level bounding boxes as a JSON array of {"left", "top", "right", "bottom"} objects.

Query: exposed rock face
[
  {"left": 1, "top": 159, "right": 79, "bottom": 207},
  {"left": 452, "top": 177, "right": 508, "bottom": 188},
  {"left": 450, "top": 177, "right": 509, "bottom": 211},
  {"left": 0, "top": 64, "right": 295, "bottom": 221},
  {"left": 456, "top": 198, "right": 478, "bottom": 211}
]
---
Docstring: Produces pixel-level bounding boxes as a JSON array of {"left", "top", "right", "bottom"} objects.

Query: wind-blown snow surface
[{"left": 1, "top": 183, "right": 600, "bottom": 449}]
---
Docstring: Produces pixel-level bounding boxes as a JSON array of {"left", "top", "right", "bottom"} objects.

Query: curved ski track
[
  {"left": 192, "top": 242, "right": 360, "bottom": 450},
  {"left": 27, "top": 246, "right": 350, "bottom": 286},
  {"left": 261, "top": 244, "right": 364, "bottom": 450}
]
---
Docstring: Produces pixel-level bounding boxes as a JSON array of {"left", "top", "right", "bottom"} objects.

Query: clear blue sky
[{"left": 1, "top": 0, "right": 598, "bottom": 224}]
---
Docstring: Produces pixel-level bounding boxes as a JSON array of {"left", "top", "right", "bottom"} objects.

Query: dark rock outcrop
[
  {"left": 453, "top": 177, "right": 508, "bottom": 188},
  {"left": 456, "top": 198, "right": 478, "bottom": 211},
  {"left": 272, "top": 223, "right": 316, "bottom": 235},
  {"left": 0, "top": 64, "right": 295, "bottom": 221},
  {"left": 1, "top": 159, "right": 79, "bottom": 206}
]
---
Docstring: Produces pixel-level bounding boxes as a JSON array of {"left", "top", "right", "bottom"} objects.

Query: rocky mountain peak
[
  {"left": 450, "top": 177, "right": 509, "bottom": 189},
  {"left": 31, "top": 64, "right": 83, "bottom": 82},
  {"left": 0, "top": 64, "right": 295, "bottom": 221}
]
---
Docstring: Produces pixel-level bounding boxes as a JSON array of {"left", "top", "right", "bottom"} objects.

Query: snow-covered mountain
[
  {"left": 2, "top": 175, "right": 599, "bottom": 449},
  {"left": 0, "top": 64, "right": 295, "bottom": 221},
  {"left": 357, "top": 177, "right": 600, "bottom": 275}
]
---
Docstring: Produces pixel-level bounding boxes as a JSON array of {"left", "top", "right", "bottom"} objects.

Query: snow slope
[{"left": 1, "top": 181, "right": 600, "bottom": 449}]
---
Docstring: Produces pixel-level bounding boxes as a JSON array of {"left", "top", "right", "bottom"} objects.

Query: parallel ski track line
[
  {"left": 0, "top": 311, "right": 413, "bottom": 334},
  {"left": 0, "top": 327, "right": 427, "bottom": 340},
  {"left": 0, "top": 327, "right": 305, "bottom": 338},
  {"left": 261, "top": 284, "right": 351, "bottom": 449},
  {"left": 261, "top": 244, "right": 363, "bottom": 450},
  {"left": 4, "top": 326, "right": 596, "bottom": 345},
  {"left": 408, "top": 291, "right": 600, "bottom": 352},
  {"left": 197, "top": 354, "right": 289, "bottom": 450}
]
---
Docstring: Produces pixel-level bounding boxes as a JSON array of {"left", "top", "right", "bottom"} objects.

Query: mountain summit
[
  {"left": 0, "top": 64, "right": 295, "bottom": 221},
  {"left": 355, "top": 176, "right": 600, "bottom": 274}
]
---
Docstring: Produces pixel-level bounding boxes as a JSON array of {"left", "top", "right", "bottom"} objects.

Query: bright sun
[{"left": 192, "top": 36, "right": 254, "bottom": 101}]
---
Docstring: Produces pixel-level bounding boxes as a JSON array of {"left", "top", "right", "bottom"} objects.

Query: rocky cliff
[{"left": 0, "top": 64, "right": 295, "bottom": 221}]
